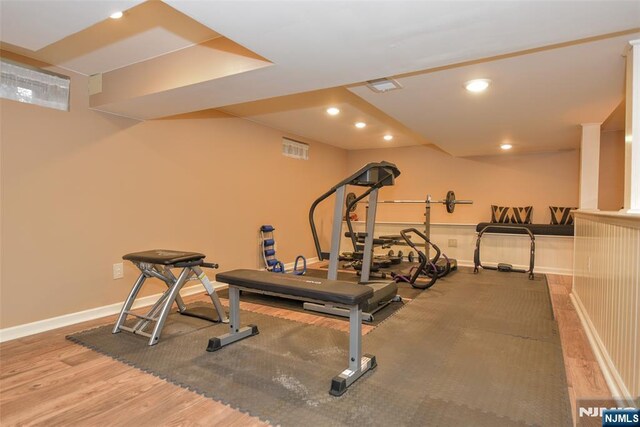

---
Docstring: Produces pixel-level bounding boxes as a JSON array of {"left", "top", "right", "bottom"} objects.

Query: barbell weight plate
[{"left": 446, "top": 190, "right": 456, "bottom": 213}]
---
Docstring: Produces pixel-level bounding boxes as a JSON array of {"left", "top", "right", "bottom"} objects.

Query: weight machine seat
[
  {"left": 123, "top": 249, "right": 206, "bottom": 265},
  {"left": 344, "top": 232, "right": 396, "bottom": 247},
  {"left": 217, "top": 269, "right": 373, "bottom": 309},
  {"left": 475, "top": 223, "right": 574, "bottom": 236},
  {"left": 378, "top": 234, "right": 409, "bottom": 240}
]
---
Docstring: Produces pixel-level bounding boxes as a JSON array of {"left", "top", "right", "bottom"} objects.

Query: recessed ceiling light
[
  {"left": 465, "top": 79, "right": 491, "bottom": 93},
  {"left": 500, "top": 143, "right": 512, "bottom": 150},
  {"left": 384, "top": 134, "right": 393, "bottom": 141},
  {"left": 326, "top": 107, "right": 340, "bottom": 116},
  {"left": 355, "top": 122, "right": 367, "bottom": 129},
  {"left": 110, "top": 11, "right": 123, "bottom": 19}
]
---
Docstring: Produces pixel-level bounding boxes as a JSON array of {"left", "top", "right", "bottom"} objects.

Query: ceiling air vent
[
  {"left": 282, "top": 137, "right": 309, "bottom": 160},
  {"left": 366, "top": 78, "right": 402, "bottom": 93}
]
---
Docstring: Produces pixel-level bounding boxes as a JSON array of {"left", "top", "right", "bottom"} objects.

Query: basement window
[
  {"left": 0, "top": 58, "right": 70, "bottom": 111},
  {"left": 282, "top": 137, "right": 309, "bottom": 160}
]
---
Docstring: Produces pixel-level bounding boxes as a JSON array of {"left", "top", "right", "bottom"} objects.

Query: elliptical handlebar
[
  {"left": 309, "top": 187, "right": 337, "bottom": 260},
  {"left": 399, "top": 228, "right": 441, "bottom": 289}
]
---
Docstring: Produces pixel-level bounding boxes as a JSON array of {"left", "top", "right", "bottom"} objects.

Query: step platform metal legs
[{"left": 112, "top": 249, "right": 228, "bottom": 346}]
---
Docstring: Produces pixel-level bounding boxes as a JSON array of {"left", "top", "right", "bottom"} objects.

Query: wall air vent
[
  {"left": 366, "top": 77, "right": 402, "bottom": 93},
  {"left": 282, "top": 137, "right": 309, "bottom": 160}
]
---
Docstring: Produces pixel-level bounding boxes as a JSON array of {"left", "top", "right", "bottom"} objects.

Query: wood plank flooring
[
  {"left": 546, "top": 274, "right": 611, "bottom": 423},
  {"left": 1, "top": 274, "right": 609, "bottom": 426}
]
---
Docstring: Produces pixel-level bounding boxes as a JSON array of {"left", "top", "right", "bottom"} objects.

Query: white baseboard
[
  {"left": 570, "top": 291, "right": 634, "bottom": 405},
  {"left": 0, "top": 259, "right": 320, "bottom": 343},
  {"left": 0, "top": 283, "right": 225, "bottom": 343}
]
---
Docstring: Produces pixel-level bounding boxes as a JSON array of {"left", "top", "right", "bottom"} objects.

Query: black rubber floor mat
[{"left": 68, "top": 269, "right": 571, "bottom": 426}]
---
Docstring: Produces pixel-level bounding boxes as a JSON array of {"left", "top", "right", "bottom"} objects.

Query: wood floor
[
  {"left": 546, "top": 274, "right": 611, "bottom": 418},
  {"left": 1, "top": 274, "right": 609, "bottom": 426}
]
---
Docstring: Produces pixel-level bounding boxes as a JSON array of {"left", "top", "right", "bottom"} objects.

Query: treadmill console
[{"left": 349, "top": 161, "right": 400, "bottom": 187}]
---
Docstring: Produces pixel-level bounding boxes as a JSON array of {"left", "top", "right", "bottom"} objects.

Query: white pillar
[
  {"left": 579, "top": 123, "right": 601, "bottom": 210},
  {"left": 627, "top": 40, "right": 640, "bottom": 213}
]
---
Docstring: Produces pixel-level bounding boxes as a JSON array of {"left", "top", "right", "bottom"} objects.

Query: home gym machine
[
  {"left": 393, "top": 227, "right": 443, "bottom": 289},
  {"left": 473, "top": 224, "right": 536, "bottom": 280},
  {"left": 373, "top": 191, "right": 473, "bottom": 277},
  {"left": 309, "top": 161, "right": 402, "bottom": 321}
]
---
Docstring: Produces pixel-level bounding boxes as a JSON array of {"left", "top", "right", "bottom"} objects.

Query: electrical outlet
[
  {"left": 113, "top": 262, "right": 124, "bottom": 279},
  {"left": 448, "top": 239, "right": 458, "bottom": 248}
]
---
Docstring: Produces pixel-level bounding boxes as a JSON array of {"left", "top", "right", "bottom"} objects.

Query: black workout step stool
[{"left": 113, "top": 249, "right": 228, "bottom": 346}]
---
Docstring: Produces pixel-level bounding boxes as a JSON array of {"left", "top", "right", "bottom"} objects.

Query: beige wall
[
  {"left": 0, "top": 54, "right": 347, "bottom": 328},
  {"left": 347, "top": 145, "right": 580, "bottom": 224},
  {"left": 598, "top": 129, "right": 625, "bottom": 211},
  {"left": 0, "top": 50, "right": 581, "bottom": 329}
]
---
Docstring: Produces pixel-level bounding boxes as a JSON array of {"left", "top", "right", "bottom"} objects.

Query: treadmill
[{"left": 308, "top": 161, "right": 402, "bottom": 321}]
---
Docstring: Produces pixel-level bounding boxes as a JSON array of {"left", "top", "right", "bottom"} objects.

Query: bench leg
[
  {"left": 112, "top": 273, "right": 146, "bottom": 334},
  {"left": 329, "top": 305, "right": 376, "bottom": 396},
  {"left": 192, "top": 266, "right": 228, "bottom": 323},
  {"left": 206, "top": 286, "right": 258, "bottom": 351}
]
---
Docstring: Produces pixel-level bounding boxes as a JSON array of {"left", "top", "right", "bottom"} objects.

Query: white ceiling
[
  {"left": 164, "top": 0, "right": 640, "bottom": 107},
  {"left": 1, "top": 0, "right": 639, "bottom": 156},
  {"left": 349, "top": 33, "right": 636, "bottom": 156},
  {"left": 0, "top": 0, "right": 143, "bottom": 51}
]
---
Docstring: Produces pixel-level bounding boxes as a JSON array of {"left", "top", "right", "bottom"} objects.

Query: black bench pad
[
  {"left": 123, "top": 249, "right": 206, "bottom": 265},
  {"left": 476, "top": 223, "right": 574, "bottom": 236},
  {"left": 217, "top": 269, "right": 373, "bottom": 308}
]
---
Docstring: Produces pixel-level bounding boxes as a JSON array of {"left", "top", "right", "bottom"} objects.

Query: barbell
[
  {"left": 346, "top": 190, "right": 472, "bottom": 213},
  {"left": 377, "top": 191, "right": 473, "bottom": 213}
]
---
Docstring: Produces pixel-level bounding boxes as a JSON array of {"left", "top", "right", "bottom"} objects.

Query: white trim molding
[
  {"left": 342, "top": 221, "right": 574, "bottom": 275},
  {"left": 0, "top": 283, "right": 224, "bottom": 343},
  {"left": 572, "top": 211, "right": 640, "bottom": 404},
  {"left": 0, "top": 257, "right": 320, "bottom": 343},
  {"left": 571, "top": 292, "right": 634, "bottom": 405}
]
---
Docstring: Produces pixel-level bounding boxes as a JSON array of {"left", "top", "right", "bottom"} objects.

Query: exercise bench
[
  {"left": 113, "top": 249, "right": 228, "bottom": 346},
  {"left": 207, "top": 269, "right": 375, "bottom": 396}
]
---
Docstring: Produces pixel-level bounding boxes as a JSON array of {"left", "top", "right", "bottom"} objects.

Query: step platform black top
[
  {"left": 217, "top": 269, "right": 373, "bottom": 308},
  {"left": 123, "top": 249, "right": 206, "bottom": 265}
]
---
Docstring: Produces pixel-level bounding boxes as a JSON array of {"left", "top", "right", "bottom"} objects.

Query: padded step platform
[{"left": 123, "top": 249, "right": 206, "bottom": 265}]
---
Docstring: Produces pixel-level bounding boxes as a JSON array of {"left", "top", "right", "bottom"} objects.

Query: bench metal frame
[
  {"left": 113, "top": 260, "right": 228, "bottom": 345},
  {"left": 207, "top": 285, "right": 376, "bottom": 396}
]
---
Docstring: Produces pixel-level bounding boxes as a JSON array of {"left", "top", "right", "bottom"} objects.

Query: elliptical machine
[
  {"left": 308, "top": 161, "right": 402, "bottom": 321},
  {"left": 392, "top": 228, "right": 446, "bottom": 289}
]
